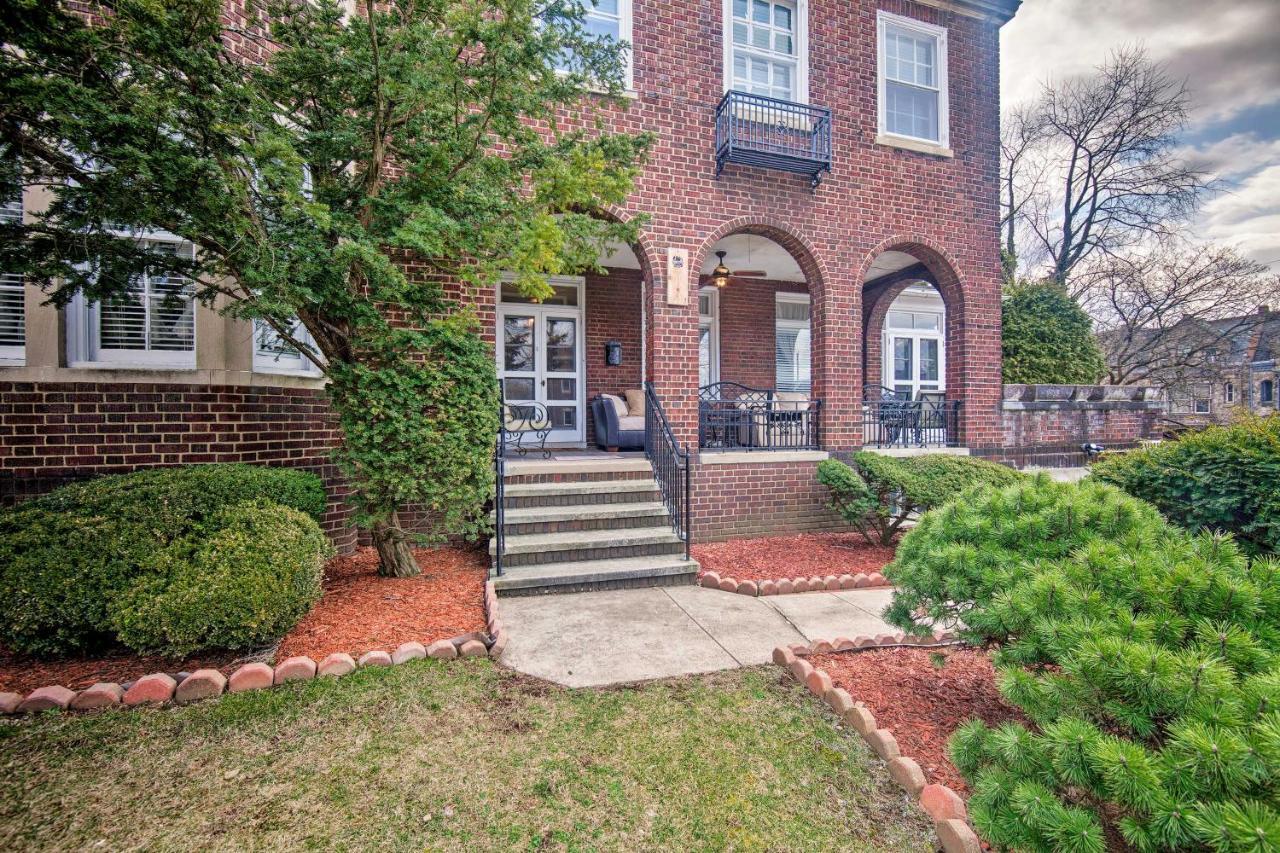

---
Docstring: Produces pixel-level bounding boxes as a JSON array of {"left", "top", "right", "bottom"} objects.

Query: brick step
[
  {"left": 503, "top": 469, "right": 655, "bottom": 486},
  {"left": 502, "top": 479, "right": 660, "bottom": 509},
  {"left": 493, "top": 502, "right": 671, "bottom": 535},
  {"left": 492, "top": 555, "right": 699, "bottom": 596},
  {"left": 491, "top": 526, "right": 686, "bottom": 568}
]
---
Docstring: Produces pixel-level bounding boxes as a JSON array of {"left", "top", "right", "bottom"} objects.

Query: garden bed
[
  {"left": 0, "top": 545, "right": 488, "bottom": 696},
  {"left": 809, "top": 646, "right": 1026, "bottom": 793},
  {"left": 692, "top": 532, "right": 895, "bottom": 584}
]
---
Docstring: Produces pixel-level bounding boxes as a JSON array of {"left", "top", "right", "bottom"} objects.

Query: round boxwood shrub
[
  {"left": 109, "top": 500, "right": 329, "bottom": 657},
  {"left": 0, "top": 464, "right": 327, "bottom": 656}
]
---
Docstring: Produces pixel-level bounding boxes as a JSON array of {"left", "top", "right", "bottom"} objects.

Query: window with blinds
[
  {"left": 254, "top": 317, "right": 320, "bottom": 374},
  {"left": 775, "top": 295, "right": 810, "bottom": 393},
  {"left": 0, "top": 187, "right": 23, "bottom": 362},
  {"left": 98, "top": 242, "right": 194, "bottom": 356}
]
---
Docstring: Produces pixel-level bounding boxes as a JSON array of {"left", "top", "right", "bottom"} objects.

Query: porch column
[
  {"left": 645, "top": 248, "right": 700, "bottom": 449},
  {"left": 812, "top": 268, "right": 859, "bottom": 450}
]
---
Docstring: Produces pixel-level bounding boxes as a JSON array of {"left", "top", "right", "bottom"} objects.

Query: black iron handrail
[
  {"left": 643, "top": 382, "right": 691, "bottom": 560},
  {"left": 492, "top": 397, "right": 506, "bottom": 578},
  {"left": 698, "top": 381, "right": 821, "bottom": 451},
  {"left": 714, "top": 90, "right": 832, "bottom": 188},
  {"left": 861, "top": 397, "right": 962, "bottom": 448}
]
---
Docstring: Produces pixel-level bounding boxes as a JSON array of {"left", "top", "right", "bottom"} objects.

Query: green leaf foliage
[
  {"left": 0, "top": 465, "right": 326, "bottom": 655},
  {"left": 887, "top": 476, "right": 1280, "bottom": 850},
  {"left": 109, "top": 500, "right": 330, "bottom": 657},
  {"left": 816, "top": 453, "right": 1025, "bottom": 545},
  {"left": 1, "top": 0, "right": 651, "bottom": 567},
  {"left": 1092, "top": 415, "right": 1280, "bottom": 556},
  {"left": 1002, "top": 281, "right": 1106, "bottom": 384}
]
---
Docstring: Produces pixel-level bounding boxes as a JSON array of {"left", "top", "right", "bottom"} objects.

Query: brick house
[{"left": 1, "top": 0, "right": 1025, "bottom": 590}]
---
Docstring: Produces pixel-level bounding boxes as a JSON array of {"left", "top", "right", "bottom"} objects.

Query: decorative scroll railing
[
  {"left": 714, "top": 90, "right": 832, "bottom": 188},
  {"left": 860, "top": 392, "right": 962, "bottom": 448},
  {"left": 698, "top": 381, "right": 821, "bottom": 451}
]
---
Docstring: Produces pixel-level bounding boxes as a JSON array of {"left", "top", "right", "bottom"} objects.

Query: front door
[
  {"left": 884, "top": 333, "right": 942, "bottom": 398},
  {"left": 498, "top": 305, "right": 584, "bottom": 444}
]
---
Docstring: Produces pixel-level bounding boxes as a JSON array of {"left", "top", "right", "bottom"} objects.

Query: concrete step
[
  {"left": 493, "top": 502, "right": 671, "bottom": 535},
  {"left": 492, "top": 555, "right": 700, "bottom": 596},
  {"left": 502, "top": 457, "right": 652, "bottom": 478},
  {"left": 502, "top": 479, "right": 660, "bottom": 509},
  {"left": 491, "top": 526, "right": 686, "bottom": 568}
]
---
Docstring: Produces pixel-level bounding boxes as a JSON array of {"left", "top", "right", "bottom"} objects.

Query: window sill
[
  {"left": 68, "top": 360, "right": 197, "bottom": 372},
  {"left": 0, "top": 359, "right": 26, "bottom": 369},
  {"left": 253, "top": 367, "right": 325, "bottom": 380},
  {"left": 875, "top": 134, "right": 954, "bottom": 158}
]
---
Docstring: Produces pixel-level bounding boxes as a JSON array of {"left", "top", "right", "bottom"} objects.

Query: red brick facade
[{"left": 693, "top": 458, "right": 851, "bottom": 540}]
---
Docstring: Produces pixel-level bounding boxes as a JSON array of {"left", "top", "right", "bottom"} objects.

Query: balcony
[{"left": 714, "top": 90, "right": 832, "bottom": 189}]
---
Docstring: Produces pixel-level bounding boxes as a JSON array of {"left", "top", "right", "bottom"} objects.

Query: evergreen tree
[
  {"left": 1002, "top": 281, "right": 1106, "bottom": 385},
  {"left": 0, "top": 0, "right": 650, "bottom": 576}
]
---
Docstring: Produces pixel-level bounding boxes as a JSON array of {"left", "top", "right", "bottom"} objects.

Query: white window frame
[
  {"left": 0, "top": 187, "right": 23, "bottom": 366},
  {"left": 882, "top": 290, "right": 946, "bottom": 397},
  {"left": 253, "top": 317, "right": 323, "bottom": 377},
  {"left": 774, "top": 292, "right": 810, "bottom": 394},
  {"left": 553, "top": 0, "right": 635, "bottom": 92},
  {"left": 66, "top": 233, "right": 197, "bottom": 370},
  {"left": 1170, "top": 384, "right": 1212, "bottom": 415},
  {"left": 723, "top": 0, "right": 808, "bottom": 103},
  {"left": 699, "top": 286, "right": 720, "bottom": 388},
  {"left": 876, "top": 11, "right": 949, "bottom": 149}
]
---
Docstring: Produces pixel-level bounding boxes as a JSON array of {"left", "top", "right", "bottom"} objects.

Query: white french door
[
  {"left": 498, "top": 305, "right": 585, "bottom": 444},
  {"left": 883, "top": 332, "right": 943, "bottom": 398}
]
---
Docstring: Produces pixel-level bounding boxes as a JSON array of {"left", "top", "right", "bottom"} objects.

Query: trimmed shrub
[
  {"left": 0, "top": 464, "right": 327, "bottom": 655},
  {"left": 887, "top": 477, "right": 1280, "bottom": 850},
  {"left": 110, "top": 501, "right": 329, "bottom": 656},
  {"left": 817, "top": 452, "right": 1025, "bottom": 545},
  {"left": 1092, "top": 414, "right": 1280, "bottom": 556},
  {"left": 1001, "top": 280, "right": 1106, "bottom": 385}
]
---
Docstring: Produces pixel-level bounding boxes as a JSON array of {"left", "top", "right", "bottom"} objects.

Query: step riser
[
  {"left": 503, "top": 514, "right": 673, "bottom": 536},
  {"left": 503, "top": 490, "right": 659, "bottom": 509},
  {"left": 502, "top": 470, "right": 653, "bottom": 486},
  {"left": 497, "top": 540, "right": 686, "bottom": 569},
  {"left": 496, "top": 570, "right": 697, "bottom": 597}
]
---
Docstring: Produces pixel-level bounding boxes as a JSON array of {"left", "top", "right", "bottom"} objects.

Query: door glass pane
[
  {"left": 699, "top": 325, "right": 712, "bottom": 387},
  {"left": 547, "top": 406, "right": 577, "bottom": 429},
  {"left": 546, "top": 378, "right": 576, "bottom": 401},
  {"left": 893, "top": 338, "right": 913, "bottom": 382},
  {"left": 504, "top": 377, "right": 535, "bottom": 400},
  {"left": 503, "top": 315, "right": 535, "bottom": 371},
  {"left": 919, "top": 338, "right": 939, "bottom": 382},
  {"left": 887, "top": 310, "right": 912, "bottom": 329},
  {"left": 545, "top": 317, "right": 577, "bottom": 372}
]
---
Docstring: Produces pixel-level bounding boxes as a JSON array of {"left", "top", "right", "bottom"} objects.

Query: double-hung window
[
  {"left": 775, "top": 293, "right": 810, "bottom": 394},
  {"left": 877, "top": 11, "right": 949, "bottom": 147},
  {"left": 254, "top": 316, "right": 322, "bottom": 376},
  {"left": 0, "top": 186, "right": 23, "bottom": 365},
  {"left": 67, "top": 237, "right": 197, "bottom": 368},
  {"left": 727, "top": 0, "right": 805, "bottom": 102},
  {"left": 555, "top": 0, "right": 634, "bottom": 90}
]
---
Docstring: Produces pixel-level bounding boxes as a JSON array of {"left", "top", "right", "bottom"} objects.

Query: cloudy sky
[{"left": 1000, "top": 0, "right": 1280, "bottom": 271}]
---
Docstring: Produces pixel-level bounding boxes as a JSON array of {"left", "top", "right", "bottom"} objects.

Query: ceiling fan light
[{"left": 712, "top": 251, "right": 731, "bottom": 288}]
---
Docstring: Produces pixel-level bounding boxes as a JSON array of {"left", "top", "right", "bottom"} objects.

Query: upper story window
[
  {"left": 555, "top": 0, "right": 634, "bottom": 91},
  {"left": 254, "top": 317, "right": 322, "bottom": 376},
  {"left": 726, "top": 0, "right": 807, "bottom": 102},
  {"left": 67, "top": 238, "right": 196, "bottom": 369},
  {"left": 877, "top": 11, "right": 949, "bottom": 148},
  {"left": 0, "top": 186, "right": 23, "bottom": 365}
]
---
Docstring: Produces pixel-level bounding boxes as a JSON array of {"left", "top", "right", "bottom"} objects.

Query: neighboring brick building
[{"left": 2, "top": 0, "right": 1023, "bottom": 546}]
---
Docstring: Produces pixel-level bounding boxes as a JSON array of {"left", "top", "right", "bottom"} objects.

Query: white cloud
[
  {"left": 1198, "top": 165, "right": 1280, "bottom": 268},
  {"left": 1182, "top": 133, "right": 1280, "bottom": 182}
]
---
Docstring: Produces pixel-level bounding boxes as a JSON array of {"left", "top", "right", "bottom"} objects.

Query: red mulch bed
[
  {"left": 0, "top": 545, "right": 487, "bottom": 696},
  {"left": 810, "top": 646, "right": 1027, "bottom": 793},
  {"left": 692, "top": 532, "right": 896, "bottom": 584},
  {"left": 275, "top": 545, "right": 487, "bottom": 661}
]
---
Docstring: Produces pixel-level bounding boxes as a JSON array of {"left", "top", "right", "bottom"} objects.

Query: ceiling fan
[{"left": 709, "top": 250, "right": 767, "bottom": 288}]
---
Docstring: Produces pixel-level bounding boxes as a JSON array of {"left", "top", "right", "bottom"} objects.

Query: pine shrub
[
  {"left": 1092, "top": 415, "right": 1280, "bottom": 556},
  {"left": 0, "top": 464, "right": 327, "bottom": 655},
  {"left": 109, "top": 501, "right": 329, "bottom": 656},
  {"left": 816, "top": 452, "right": 1024, "bottom": 544},
  {"left": 886, "top": 477, "right": 1280, "bottom": 850}
]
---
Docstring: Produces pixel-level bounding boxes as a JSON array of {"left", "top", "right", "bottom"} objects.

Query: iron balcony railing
[
  {"left": 861, "top": 395, "right": 962, "bottom": 449},
  {"left": 698, "top": 382, "right": 821, "bottom": 451},
  {"left": 714, "top": 90, "right": 832, "bottom": 188},
  {"left": 643, "top": 382, "right": 691, "bottom": 559}
]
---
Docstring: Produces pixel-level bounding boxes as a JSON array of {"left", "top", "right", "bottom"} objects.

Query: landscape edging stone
[{"left": 699, "top": 570, "right": 890, "bottom": 597}]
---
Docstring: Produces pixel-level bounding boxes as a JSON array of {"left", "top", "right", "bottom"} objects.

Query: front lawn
[{"left": 0, "top": 661, "right": 934, "bottom": 851}]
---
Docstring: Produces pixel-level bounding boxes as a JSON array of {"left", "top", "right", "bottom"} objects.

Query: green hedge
[
  {"left": 0, "top": 464, "right": 328, "bottom": 656},
  {"left": 1091, "top": 415, "right": 1280, "bottom": 556},
  {"left": 817, "top": 452, "right": 1025, "bottom": 545},
  {"left": 110, "top": 501, "right": 328, "bottom": 656},
  {"left": 885, "top": 477, "right": 1280, "bottom": 850}
]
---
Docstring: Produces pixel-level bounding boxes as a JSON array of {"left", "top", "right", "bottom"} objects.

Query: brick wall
[
  {"left": 692, "top": 458, "right": 850, "bottom": 541},
  {"left": 584, "top": 268, "right": 645, "bottom": 441},
  {"left": 0, "top": 381, "right": 357, "bottom": 551},
  {"left": 715, "top": 277, "right": 809, "bottom": 390}
]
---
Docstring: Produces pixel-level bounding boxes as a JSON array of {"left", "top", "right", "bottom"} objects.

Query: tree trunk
[{"left": 372, "top": 514, "right": 420, "bottom": 578}]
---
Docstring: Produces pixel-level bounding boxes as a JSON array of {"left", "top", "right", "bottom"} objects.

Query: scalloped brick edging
[
  {"left": 699, "top": 570, "right": 890, "bottom": 598},
  {"left": 0, "top": 581, "right": 507, "bottom": 717},
  {"left": 770, "top": 632, "right": 982, "bottom": 853}
]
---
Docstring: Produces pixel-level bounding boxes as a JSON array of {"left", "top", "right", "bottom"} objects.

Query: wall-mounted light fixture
[{"left": 604, "top": 340, "right": 623, "bottom": 366}]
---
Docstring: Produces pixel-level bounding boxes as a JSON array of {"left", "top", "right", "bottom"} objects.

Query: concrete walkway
[{"left": 499, "top": 586, "right": 896, "bottom": 687}]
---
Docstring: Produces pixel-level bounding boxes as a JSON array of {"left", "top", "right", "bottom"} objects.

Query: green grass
[{"left": 0, "top": 661, "right": 933, "bottom": 851}]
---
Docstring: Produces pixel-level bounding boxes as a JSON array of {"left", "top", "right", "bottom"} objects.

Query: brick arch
[
  {"left": 596, "top": 203, "right": 662, "bottom": 286},
  {"left": 690, "top": 217, "right": 829, "bottom": 297}
]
